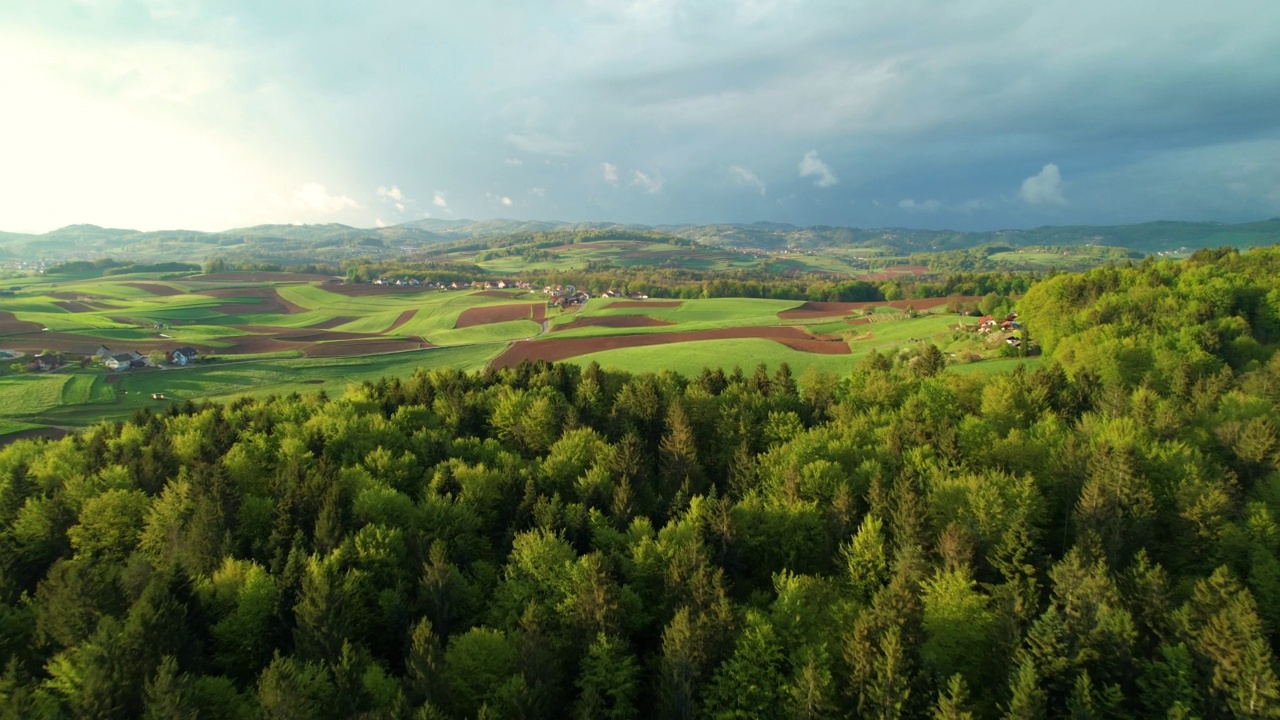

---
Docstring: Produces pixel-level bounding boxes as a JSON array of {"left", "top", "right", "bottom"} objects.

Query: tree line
[{"left": 3, "top": 248, "right": 1280, "bottom": 717}]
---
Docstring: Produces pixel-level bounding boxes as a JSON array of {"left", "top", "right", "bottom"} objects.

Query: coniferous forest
[{"left": 7, "top": 247, "right": 1280, "bottom": 718}]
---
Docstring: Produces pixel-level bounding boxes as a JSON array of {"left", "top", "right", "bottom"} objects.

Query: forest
[{"left": 4, "top": 247, "right": 1280, "bottom": 717}]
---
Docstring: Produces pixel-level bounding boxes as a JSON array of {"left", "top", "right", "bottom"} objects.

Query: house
[
  {"left": 170, "top": 347, "right": 199, "bottom": 366},
  {"left": 32, "top": 353, "right": 60, "bottom": 371},
  {"left": 105, "top": 351, "right": 144, "bottom": 371},
  {"left": 94, "top": 345, "right": 112, "bottom": 360},
  {"left": 1005, "top": 336, "right": 1022, "bottom": 347}
]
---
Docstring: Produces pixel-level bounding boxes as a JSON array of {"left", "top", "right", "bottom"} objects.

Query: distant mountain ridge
[{"left": 1, "top": 218, "right": 1277, "bottom": 264}]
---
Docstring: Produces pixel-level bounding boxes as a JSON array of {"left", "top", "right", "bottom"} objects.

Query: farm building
[
  {"left": 31, "top": 353, "right": 61, "bottom": 371},
  {"left": 105, "top": 351, "right": 145, "bottom": 371},
  {"left": 169, "top": 347, "right": 199, "bottom": 365}
]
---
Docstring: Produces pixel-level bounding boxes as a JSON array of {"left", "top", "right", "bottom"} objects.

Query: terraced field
[{"left": 0, "top": 271, "right": 1013, "bottom": 435}]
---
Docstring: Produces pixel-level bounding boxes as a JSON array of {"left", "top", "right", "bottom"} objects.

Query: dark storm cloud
[{"left": 2, "top": 0, "right": 1277, "bottom": 230}]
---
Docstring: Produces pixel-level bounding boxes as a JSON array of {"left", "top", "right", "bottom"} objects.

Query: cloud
[
  {"left": 376, "top": 185, "right": 405, "bottom": 202},
  {"left": 293, "top": 183, "right": 358, "bottom": 214},
  {"left": 632, "top": 170, "right": 664, "bottom": 193},
  {"left": 501, "top": 196, "right": 513, "bottom": 206},
  {"left": 729, "top": 165, "right": 766, "bottom": 196},
  {"left": 1020, "top": 163, "right": 1067, "bottom": 206},
  {"left": 799, "top": 151, "right": 838, "bottom": 187},
  {"left": 504, "top": 158, "right": 523, "bottom": 165},
  {"left": 529, "top": 187, "right": 547, "bottom": 197},
  {"left": 898, "top": 198, "right": 942, "bottom": 213},
  {"left": 432, "top": 190, "right": 449, "bottom": 209},
  {"left": 374, "top": 218, "right": 387, "bottom": 227},
  {"left": 601, "top": 162, "right": 619, "bottom": 186}
]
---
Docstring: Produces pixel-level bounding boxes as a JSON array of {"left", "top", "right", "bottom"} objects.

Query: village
[
  {"left": 8, "top": 344, "right": 200, "bottom": 375},
  {"left": 369, "top": 276, "right": 651, "bottom": 310}
]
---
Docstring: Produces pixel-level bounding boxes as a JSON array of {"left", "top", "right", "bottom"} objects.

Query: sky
[{"left": 1, "top": 0, "right": 1278, "bottom": 234}]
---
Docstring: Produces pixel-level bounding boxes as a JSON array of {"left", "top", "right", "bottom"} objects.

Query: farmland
[{"left": 0, "top": 270, "right": 1018, "bottom": 435}]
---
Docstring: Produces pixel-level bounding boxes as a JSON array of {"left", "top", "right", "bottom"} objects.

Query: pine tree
[{"left": 933, "top": 674, "right": 974, "bottom": 720}]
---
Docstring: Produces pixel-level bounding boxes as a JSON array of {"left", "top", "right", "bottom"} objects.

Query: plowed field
[
  {"left": 0, "top": 312, "right": 44, "bottom": 335},
  {"left": 304, "top": 338, "right": 430, "bottom": 357},
  {"left": 491, "top": 326, "right": 848, "bottom": 368},
  {"left": 197, "top": 287, "right": 306, "bottom": 315},
  {"left": 455, "top": 303, "right": 545, "bottom": 328}
]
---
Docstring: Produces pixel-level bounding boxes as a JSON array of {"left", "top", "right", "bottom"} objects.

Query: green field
[
  {"left": 4, "top": 345, "right": 502, "bottom": 430},
  {"left": 565, "top": 313, "right": 970, "bottom": 377},
  {"left": 0, "top": 271, "right": 1017, "bottom": 435}
]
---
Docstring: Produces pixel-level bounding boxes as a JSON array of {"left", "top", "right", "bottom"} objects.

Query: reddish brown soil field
[
  {"left": 608, "top": 300, "right": 682, "bottom": 308},
  {"left": 491, "top": 326, "right": 848, "bottom": 368},
  {"left": 386, "top": 309, "right": 417, "bottom": 333},
  {"left": 53, "top": 301, "right": 95, "bottom": 313},
  {"left": 122, "top": 282, "right": 183, "bottom": 296},
  {"left": 304, "top": 338, "right": 430, "bottom": 357},
  {"left": 0, "top": 312, "right": 46, "bottom": 335},
  {"left": 218, "top": 336, "right": 308, "bottom": 354},
  {"left": 197, "top": 287, "right": 306, "bottom": 315},
  {"left": 552, "top": 316, "right": 673, "bottom": 331},
  {"left": 777, "top": 296, "right": 981, "bottom": 319},
  {"left": 306, "top": 316, "right": 357, "bottom": 329},
  {"left": 455, "top": 303, "right": 546, "bottom": 328},
  {"left": 2, "top": 333, "right": 217, "bottom": 355},
  {"left": 186, "top": 272, "right": 335, "bottom": 283},
  {"left": 0, "top": 427, "right": 69, "bottom": 447}
]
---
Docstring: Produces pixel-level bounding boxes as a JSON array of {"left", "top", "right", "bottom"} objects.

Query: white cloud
[
  {"left": 374, "top": 218, "right": 387, "bottom": 227},
  {"left": 729, "top": 165, "right": 766, "bottom": 196},
  {"left": 293, "top": 183, "right": 358, "bottom": 214},
  {"left": 501, "top": 196, "right": 513, "bottom": 206},
  {"left": 377, "top": 185, "right": 405, "bottom": 202},
  {"left": 898, "top": 198, "right": 942, "bottom": 213},
  {"left": 601, "top": 162, "right": 619, "bottom": 185},
  {"left": 632, "top": 170, "right": 664, "bottom": 193},
  {"left": 529, "top": 187, "right": 547, "bottom": 197},
  {"left": 799, "top": 151, "right": 838, "bottom": 187},
  {"left": 433, "top": 190, "right": 449, "bottom": 209},
  {"left": 505, "top": 158, "right": 523, "bottom": 165},
  {"left": 394, "top": 202, "right": 405, "bottom": 212},
  {"left": 1020, "top": 163, "right": 1067, "bottom": 206}
]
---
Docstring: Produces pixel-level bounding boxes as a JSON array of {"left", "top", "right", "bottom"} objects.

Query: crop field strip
[{"left": 0, "top": 273, "right": 1008, "bottom": 434}]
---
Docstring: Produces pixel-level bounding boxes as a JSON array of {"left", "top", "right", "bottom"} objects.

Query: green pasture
[
  {"left": 431, "top": 320, "right": 542, "bottom": 346},
  {"left": 232, "top": 311, "right": 349, "bottom": 328},
  {"left": 480, "top": 255, "right": 590, "bottom": 273},
  {"left": 0, "top": 374, "right": 72, "bottom": 416},
  {"left": 563, "top": 313, "right": 1007, "bottom": 379},
  {"left": 567, "top": 338, "right": 863, "bottom": 377},
  {"left": 548, "top": 297, "right": 804, "bottom": 337},
  {"left": 0, "top": 418, "right": 40, "bottom": 437},
  {"left": 30, "top": 344, "right": 503, "bottom": 426}
]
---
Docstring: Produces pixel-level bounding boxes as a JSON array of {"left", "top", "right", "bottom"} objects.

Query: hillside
[
  {"left": 2, "top": 249, "right": 1280, "bottom": 717},
  {"left": 1, "top": 218, "right": 1277, "bottom": 268}
]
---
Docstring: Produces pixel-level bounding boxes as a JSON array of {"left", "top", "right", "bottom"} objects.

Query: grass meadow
[{"left": 0, "top": 270, "right": 1026, "bottom": 436}]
